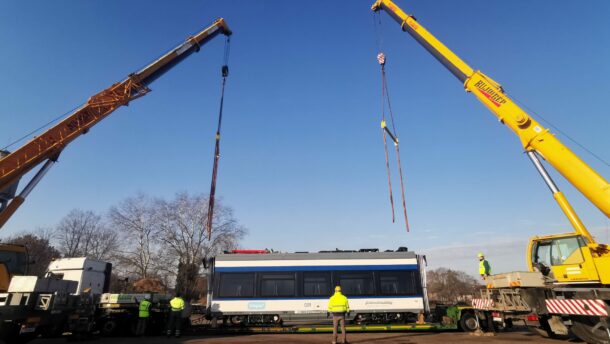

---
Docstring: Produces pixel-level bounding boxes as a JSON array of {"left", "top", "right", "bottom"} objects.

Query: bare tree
[
  {"left": 87, "top": 227, "right": 119, "bottom": 261},
  {"left": 109, "top": 193, "right": 159, "bottom": 279},
  {"left": 156, "top": 192, "right": 246, "bottom": 299},
  {"left": 427, "top": 267, "right": 481, "bottom": 303},
  {"left": 55, "top": 209, "right": 118, "bottom": 260}
]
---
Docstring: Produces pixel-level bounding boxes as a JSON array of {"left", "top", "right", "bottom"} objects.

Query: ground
[{"left": 28, "top": 330, "right": 564, "bottom": 343}]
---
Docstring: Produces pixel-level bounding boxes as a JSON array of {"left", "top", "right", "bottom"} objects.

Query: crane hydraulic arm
[
  {"left": 372, "top": 0, "right": 610, "bottom": 244},
  {"left": 0, "top": 18, "right": 231, "bottom": 228}
]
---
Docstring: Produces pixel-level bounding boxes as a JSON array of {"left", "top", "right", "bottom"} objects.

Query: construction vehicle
[
  {"left": 0, "top": 244, "right": 28, "bottom": 293},
  {"left": 0, "top": 250, "right": 480, "bottom": 343},
  {"left": 0, "top": 257, "right": 112, "bottom": 343},
  {"left": 0, "top": 18, "right": 230, "bottom": 301},
  {"left": 0, "top": 150, "right": 30, "bottom": 292},
  {"left": 0, "top": 17, "right": 231, "bottom": 342},
  {"left": 0, "top": 256, "right": 176, "bottom": 343},
  {"left": 372, "top": 1, "right": 609, "bottom": 343},
  {"left": 0, "top": 18, "right": 232, "bottom": 230}
]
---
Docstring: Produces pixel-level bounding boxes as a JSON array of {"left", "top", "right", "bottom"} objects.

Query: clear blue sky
[{"left": 1, "top": 1, "right": 609, "bottom": 276}]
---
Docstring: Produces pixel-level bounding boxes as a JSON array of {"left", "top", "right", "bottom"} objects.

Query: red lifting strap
[{"left": 206, "top": 37, "right": 231, "bottom": 240}]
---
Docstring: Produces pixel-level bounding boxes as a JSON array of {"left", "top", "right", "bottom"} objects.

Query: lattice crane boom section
[
  {"left": 0, "top": 18, "right": 231, "bottom": 228},
  {"left": 0, "top": 78, "right": 149, "bottom": 192}
]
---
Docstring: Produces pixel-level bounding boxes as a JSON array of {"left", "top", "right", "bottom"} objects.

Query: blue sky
[{"left": 1, "top": 1, "right": 609, "bottom": 276}]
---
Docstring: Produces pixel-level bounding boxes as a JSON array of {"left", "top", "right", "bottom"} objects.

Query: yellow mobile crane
[{"left": 372, "top": 0, "right": 609, "bottom": 342}]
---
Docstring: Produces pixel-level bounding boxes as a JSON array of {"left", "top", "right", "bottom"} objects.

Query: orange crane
[{"left": 0, "top": 18, "right": 231, "bottom": 229}]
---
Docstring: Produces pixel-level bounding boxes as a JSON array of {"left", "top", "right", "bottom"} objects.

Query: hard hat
[
  {"left": 335, "top": 286, "right": 342, "bottom": 292},
  {"left": 477, "top": 252, "right": 484, "bottom": 258}
]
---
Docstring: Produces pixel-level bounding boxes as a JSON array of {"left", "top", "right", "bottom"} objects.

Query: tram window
[
  {"left": 218, "top": 273, "right": 255, "bottom": 298},
  {"left": 260, "top": 273, "right": 295, "bottom": 297},
  {"left": 337, "top": 272, "right": 374, "bottom": 296},
  {"left": 379, "top": 271, "right": 405, "bottom": 295},
  {"left": 303, "top": 272, "right": 331, "bottom": 297},
  {"left": 404, "top": 271, "right": 421, "bottom": 295}
]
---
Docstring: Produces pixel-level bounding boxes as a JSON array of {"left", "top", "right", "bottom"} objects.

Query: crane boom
[
  {"left": 372, "top": 0, "right": 610, "bottom": 243},
  {"left": 0, "top": 18, "right": 231, "bottom": 228}
]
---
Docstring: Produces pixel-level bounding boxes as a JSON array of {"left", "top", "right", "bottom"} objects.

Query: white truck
[{"left": 0, "top": 257, "right": 111, "bottom": 343}]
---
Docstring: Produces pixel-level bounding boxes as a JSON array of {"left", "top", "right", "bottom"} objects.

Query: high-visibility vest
[
  {"left": 479, "top": 260, "right": 491, "bottom": 275},
  {"left": 327, "top": 292, "right": 350, "bottom": 313},
  {"left": 139, "top": 299, "right": 152, "bottom": 318},
  {"left": 170, "top": 297, "right": 185, "bottom": 311}
]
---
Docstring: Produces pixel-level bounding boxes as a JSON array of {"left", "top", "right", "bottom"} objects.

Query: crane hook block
[
  {"left": 222, "top": 65, "right": 229, "bottom": 77},
  {"left": 377, "top": 53, "right": 386, "bottom": 66}
]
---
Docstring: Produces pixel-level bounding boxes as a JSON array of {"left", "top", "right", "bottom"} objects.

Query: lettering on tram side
[
  {"left": 247, "top": 302, "right": 266, "bottom": 310},
  {"left": 473, "top": 80, "right": 507, "bottom": 107},
  {"left": 294, "top": 310, "right": 322, "bottom": 314},
  {"left": 365, "top": 301, "right": 393, "bottom": 306}
]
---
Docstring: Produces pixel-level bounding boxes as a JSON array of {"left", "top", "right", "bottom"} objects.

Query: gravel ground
[{"left": 28, "top": 329, "right": 564, "bottom": 343}]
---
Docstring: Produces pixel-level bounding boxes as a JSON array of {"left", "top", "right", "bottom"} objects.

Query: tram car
[{"left": 206, "top": 248, "right": 429, "bottom": 325}]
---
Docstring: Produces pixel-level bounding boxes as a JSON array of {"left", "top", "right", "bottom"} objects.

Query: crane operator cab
[
  {"left": 0, "top": 244, "right": 28, "bottom": 292},
  {"left": 528, "top": 234, "right": 602, "bottom": 284}
]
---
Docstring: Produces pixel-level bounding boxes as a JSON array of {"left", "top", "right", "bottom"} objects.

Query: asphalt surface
[{"left": 28, "top": 330, "right": 566, "bottom": 343}]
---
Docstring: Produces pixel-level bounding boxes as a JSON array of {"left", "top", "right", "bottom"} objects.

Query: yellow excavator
[{"left": 372, "top": 1, "right": 609, "bottom": 343}]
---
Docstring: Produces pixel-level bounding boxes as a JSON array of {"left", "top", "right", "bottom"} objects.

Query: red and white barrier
[
  {"left": 472, "top": 298, "right": 494, "bottom": 309},
  {"left": 546, "top": 299, "right": 608, "bottom": 317}
]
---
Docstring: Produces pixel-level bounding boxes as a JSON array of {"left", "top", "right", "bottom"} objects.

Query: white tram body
[{"left": 207, "top": 250, "right": 429, "bottom": 324}]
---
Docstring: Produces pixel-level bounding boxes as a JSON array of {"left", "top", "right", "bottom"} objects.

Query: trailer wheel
[
  {"left": 459, "top": 312, "right": 478, "bottom": 332},
  {"left": 230, "top": 315, "right": 245, "bottom": 326},
  {"left": 571, "top": 316, "right": 610, "bottom": 344},
  {"left": 100, "top": 320, "right": 118, "bottom": 336}
]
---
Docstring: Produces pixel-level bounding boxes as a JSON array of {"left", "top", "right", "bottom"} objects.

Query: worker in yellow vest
[
  {"left": 167, "top": 293, "right": 185, "bottom": 338},
  {"left": 135, "top": 296, "right": 152, "bottom": 336},
  {"left": 327, "top": 286, "right": 350, "bottom": 344},
  {"left": 478, "top": 252, "right": 491, "bottom": 279}
]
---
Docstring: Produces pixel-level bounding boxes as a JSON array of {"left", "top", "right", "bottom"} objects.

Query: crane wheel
[
  {"left": 571, "top": 316, "right": 610, "bottom": 344},
  {"left": 459, "top": 312, "right": 478, "bottom": 332}
]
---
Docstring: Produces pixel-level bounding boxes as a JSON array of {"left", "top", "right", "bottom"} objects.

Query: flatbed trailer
[
  {"left": 200, "top": 322, "right": 458, "bottom": 334},
  {"left": 191, "top": 304, "right": 476, "bottom": 334}
]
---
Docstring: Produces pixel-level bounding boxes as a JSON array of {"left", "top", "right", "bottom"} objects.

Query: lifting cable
[
  {"left": 206, "top": 36, "right": 231, "bottom": 240},
  {"left": 378, "top": 53, "right": 410, "bottom": 232},
  {"left": 374, "top": 12, "right": 410, "bottom": 232}
]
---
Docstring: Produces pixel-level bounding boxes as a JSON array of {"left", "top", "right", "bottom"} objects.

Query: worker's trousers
[
  {"left": 135, "top": 317, "right": 148, "bottom": 336},
  {"left": 166, "top": 311, "right": 182, "bottom": 337},
  {"left": 332, "top": 314, "right": 347, "bottom": 343}
]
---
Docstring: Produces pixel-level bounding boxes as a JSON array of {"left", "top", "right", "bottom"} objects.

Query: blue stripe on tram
[
  {"left": 213, "top": 295, "right": 424, "bottom": 301},
  {"left": 215, "top": 264, "right": 418, "bottom": 272}
]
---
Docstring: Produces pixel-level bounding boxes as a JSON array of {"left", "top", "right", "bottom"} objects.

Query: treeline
[
  {"left": 427, "top": 267, "right": 483, "bottom": 303},
  {"left": 4, "top": 192, "right": 246, "bottom": 300}
]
